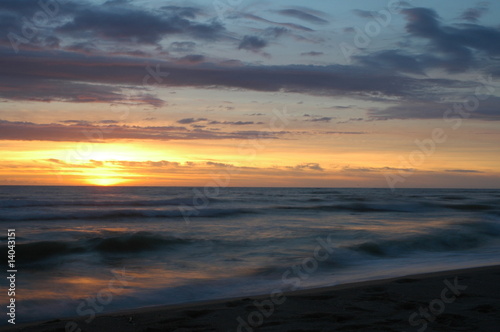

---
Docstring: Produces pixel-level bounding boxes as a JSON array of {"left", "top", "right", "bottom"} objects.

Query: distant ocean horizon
[{"left": 1, "top": 186, "right": 500, "bottom": 325}]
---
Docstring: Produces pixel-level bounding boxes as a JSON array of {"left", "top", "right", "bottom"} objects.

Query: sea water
[{"left": 1, "top": 186, "right": 499, "bottom": 324}]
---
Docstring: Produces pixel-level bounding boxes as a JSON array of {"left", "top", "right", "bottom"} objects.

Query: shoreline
[{"left": 3, "top": 264, "right": 500, "bottom": 331}]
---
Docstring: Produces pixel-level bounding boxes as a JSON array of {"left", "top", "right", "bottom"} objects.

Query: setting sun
[
  {"left": 83, "top": 167, "right": 128, "bottom": 186},
  {"left": 87, "top": 177, "right": 125, "bottom": 186}
]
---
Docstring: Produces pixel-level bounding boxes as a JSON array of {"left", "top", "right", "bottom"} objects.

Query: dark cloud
[
  {"left": 177, "top": 118, "right": 208, "bottom": 124},
  {"left": 277, "top": 9, "right": 329, "bottom": 25},
  {"left": 177, "top": 54, "right": 205, "bottom": 64},
  {"left": 305, "top": 117, "right": 334, "bottom": 123},
  {"left": 57, "top": 6, "right": 224, "bottom": 45},
  {"left": 369, "top": 97, "right": 500, "bottom": 121},
  {"left": 342, "top": 166, "right": 414, "bottom": 173},
  {"left": 0, "top": 47, "right": 466, "bottom": 105},
  {"left": 240, "top": 13, "right": 314, "bottom": 32},
  {"left": 66, "top": 42, "right": 97, "bottom": 54},
  {"left": 111, "top": 160, "right": 181, "bottom": 168},
  {"left": 60, "top": 120, "right": 91, "bottom": 125},
  {"left": 337, "top": 118, "right": 364, "bottom": 124},
  {"left": 459, "top": 3, "right": 489, "bottom": 23},
  {"left": 323, "top": 131, "right": 366, "bottom": 135},
  {"left": 354, "top": 50, "right": 425, "bottom": 75},
  {"left": 238, "top": 36, "right": 268, "bottom": 51},
  {"left": 0, "top": 0, "right": 81, "bottom": 52},
  {"left": 401, "top": 7, "right": 500, "bottom": 73},
  {"left": 208, "top": 121, "right": 256, "bottom": 125},
  {"left": 0, "top": 120, "right": 282, "bottom": 142},
  {"left": 187, "top": 21, "right": 225, "bottom": 41},
  {"left": 177, "top": 118, "right": 258, "bottom": 126},
  {"left": 44, "top": 36, "right": 61, "bottom": 49},
  {"left": 263, "top": 27, "right": 289, "bottom": 39},
  {"left": 352, "top": 9, "right": 374, "bottom": 19},
  {"left": 445, "top": 169, "right": 484, "bottom": 174},
  {"left": 290, "top": 163, "right": 324, "bottom": 171},
  {"left": 0, "top": 74, "right": 165, "bottom": 107},
  {"left": 0, "top": 0, "right": 79, "bottom": 19},
  {"left": 301, "top": 51, "right": 324, "bottom": 56},
  {"left": 169, "top": 41, "right": 196, "bottom": 52},
  {"left": 160, "top": 6, "right": 201, "bottom": 19},
  {"left": 206, "top": 161, "right": 233, "bottom": 168}
]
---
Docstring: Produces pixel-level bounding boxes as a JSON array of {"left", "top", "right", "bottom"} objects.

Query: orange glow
[
  {"left": 82, "top": 167, "right": 129, "bottom": 186},
  {"left": 87, "top": 177, "right": 125, "bottom": 186}
]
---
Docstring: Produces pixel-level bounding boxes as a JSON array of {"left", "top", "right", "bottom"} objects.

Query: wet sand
[{"left": 3, "top": 265, "right": 500, "bottom": 332}]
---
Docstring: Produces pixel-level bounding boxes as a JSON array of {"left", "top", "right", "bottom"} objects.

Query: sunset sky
[{"left": 1, "top": 0, "right": 499, "bottom": 187}]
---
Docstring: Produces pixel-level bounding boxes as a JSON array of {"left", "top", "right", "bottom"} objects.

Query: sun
[
  {"left": 83, "top": 168, "right": 128, "bottom": 186},
  {"left": 88, "top": 177, "right": 125, "bottom": 186}
]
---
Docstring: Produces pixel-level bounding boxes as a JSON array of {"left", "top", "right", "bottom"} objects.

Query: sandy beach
[{"left": 3, "top": 264, "right": 499, "bottom": 332}]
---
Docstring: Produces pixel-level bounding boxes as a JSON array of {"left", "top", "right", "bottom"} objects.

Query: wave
[
  {"left": 16, "top": 241, "right": 85, "bottom": 263},
  {"left": 0, "top": 207, "right": 252, "bottom": 222},
  {"left": 274, "top": 202, "right": 420, "bottom": 213},
  {"left": 0, "top": 197, "right": 214, "bottom": 208},
  {"left": 12, "top": 232, "right": 196, "bottom": 263},
  {"left": 89, "top": 232, "right": 191, "bottom": 253},
  {"left": 441, "top": 204, "right": 496, "bottom": 211},
  {"left": 345, "top": 221, "right": 500, "bottom": 257}
]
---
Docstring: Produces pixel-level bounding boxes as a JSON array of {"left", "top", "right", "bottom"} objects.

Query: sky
[{"left": 0, "top": 0, "right": 499, "bottom": 188}]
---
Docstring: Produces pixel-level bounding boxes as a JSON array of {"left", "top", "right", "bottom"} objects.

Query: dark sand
[{"left": 3, "top": 265, "right": 500, "bottom": 332}]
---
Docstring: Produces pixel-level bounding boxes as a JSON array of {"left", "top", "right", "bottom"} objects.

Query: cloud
[
  {"left": 56, "top": 5, "right": 224, "bottom": 45},
  {"left": 445, "top": 169, "right": 484, "bottom": 174},
  {"left": 352, "top": 9, "right": 375, "bottom": 19},
  {"left": 290, "top": 163, "right": 324, "bottom": 171},
  {"left": 322, "top": 131, "right": 366, "bottom": 135},
  {"left": 459, "top": 3, "right": 489, "bottom": 23},
  {"left": 169, "top": 41, "right": 196, "bottom": 52},
  {"left": 111, "top": 160, "right": 181, "bottom": 168},
  {"left": 305, "top": 117, "right": 334, "bottom": 123},
  {"left": 0, "top": 120, "right": 283, "bottom": 142},
  {"left": 238, "top": 36, "right": 268, "bottom": 51},
  {"left": 208, "top": 121, "right": 258, "bottom": 125},
  {"left": 0, "top": 47, "right": 466, "bottom": 105},
  {"left": 354, "top": 50, "right": 425, "bottom": 75},
  {"left": 176, "top": 118, "right": 260, "bottom": 126},
  {"left": 263, "top": 27, "right": 289, "bottom": 39},
  {"left": 239, "top": 13, "right": 314, "bottom": 32},
  {"left": 336, "top": 118, "right": 364, "bottom": 124},
  {"left": 0, "top": 74, "right": 165, "bottom": 107},
  {"left": 277, "top": 9, "right": 329, "bottom": 25},
  {"left": 206, "top": 161, "right": 233, "bottom": 168},
  {"left": 0, "top": 46, "right": 471, "bottom": 106},
  {"left": 159, "top": 5, "right": 202, "bottom": 19},
  {"left": 369, "top": 97, "right": 500, "bottom": 121},
  {"left": 342, "top": 166, "right": 415, "bottom": 173},
  {"left": 176, "top": 54, "right": 205, "bottom": 64},
  {"left": 401, "top": 7, "right": 500, "bottom": 72},
  {"left": 301, "top": 51, "right": 324, "bottom": 56},
  {"left": 176, "top": 118, "right": 208, "bottom": 124}
]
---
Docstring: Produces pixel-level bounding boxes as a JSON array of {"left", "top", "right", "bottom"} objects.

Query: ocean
[{"left": 1, "top": 186, "right": 500, "bottom": 325}]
